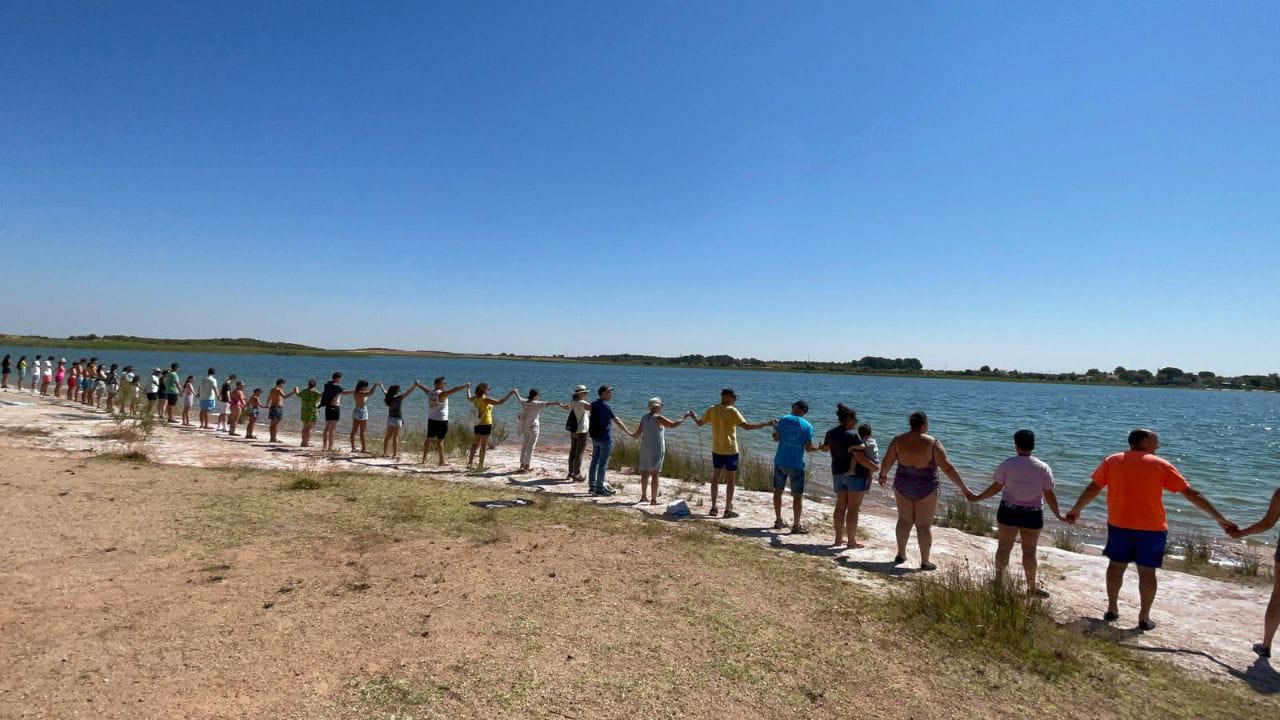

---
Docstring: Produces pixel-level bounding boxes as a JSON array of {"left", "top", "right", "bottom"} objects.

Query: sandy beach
[{"left": 2, "top": 389, "right": 1278, "bottom": 717}]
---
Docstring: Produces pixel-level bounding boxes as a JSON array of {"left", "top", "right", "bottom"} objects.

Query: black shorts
[
  {"left": 474, "top": 424, "right": 493, "bottom": 436},
  {"left": 166, "top": 392, "right": 180, "bottom": 405},
  {"left": 996, "top": 501, "right": 1044, "bottom": 530},
  {"left": 146, "top": 392, "right": 158, "bottom": 401},
  {"left": 324, "top": 405, "right": 340, "bottom": 422},
  {"left": 427, "top": 419, "right": 448, "bottom": 439}
]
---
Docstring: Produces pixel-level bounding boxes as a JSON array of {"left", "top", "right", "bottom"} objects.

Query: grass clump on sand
[
  {"left": 1053, "top": 529, "right": 1083, "bottom": 552},
  {"left": 4, "top": 426, "right": 52, "bottom": 437},
  {"left": 895, "top": 565, "right": 1077, "bottom": 679},
  {"left": 934, "top": 495, "right": 995, "bottom": 537},
  {"left": 94, "top": 450, "right": 150, "bottom": 463}
]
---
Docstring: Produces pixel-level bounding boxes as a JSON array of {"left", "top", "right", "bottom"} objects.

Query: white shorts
[
  {"left": 353, "top": 406, "right": 369, "bottom": 421},
  {"left": 387, "top": 417, "right": 404, "bottom": 428}
]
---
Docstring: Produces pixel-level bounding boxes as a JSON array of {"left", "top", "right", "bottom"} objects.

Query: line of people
[{"left": 12, "top": 355, "right": 1280, "bottom": 657}]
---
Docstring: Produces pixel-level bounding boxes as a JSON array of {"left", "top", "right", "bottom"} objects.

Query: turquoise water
[{"left": 5, "top": 345, "right": 1278, "bottom": 533}]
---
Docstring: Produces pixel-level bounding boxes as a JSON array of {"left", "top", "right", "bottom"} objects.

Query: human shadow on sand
[{"left": 1128, "top": 645, "right": 1280, "bottom": 694}]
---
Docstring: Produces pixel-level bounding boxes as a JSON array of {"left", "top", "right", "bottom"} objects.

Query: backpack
[{"left": 564, "top": 407, "right": 578, "bottom": 433}]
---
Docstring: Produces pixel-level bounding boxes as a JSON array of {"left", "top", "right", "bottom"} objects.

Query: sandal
[
  {"left": 1254, "top": 643, "right": 1272, "bottom": 658},
  {"left": 773, "top": 519, "right": 787, "bottom": 530},
  {"left": 722, "top": 510, "right": 740, "bottom": 519},
  {"left": 791, "top": 525, "right": 808, "bottom": 535},
  {"left": 919, "top": 562, "right": 937, "bottom": 571},
  {"left": 1137, "top": 619, "right": 1157, "bottom": 632},
  {"left": 1103, "top": 611, "right": 1120, "bottom": 623}
]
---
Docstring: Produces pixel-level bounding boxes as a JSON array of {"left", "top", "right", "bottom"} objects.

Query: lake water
[{"left": 4, "top": 345, "right": 1278, "bottom": 534}]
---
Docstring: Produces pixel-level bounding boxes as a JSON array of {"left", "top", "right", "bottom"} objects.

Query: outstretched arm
[
  {"left": 612, "top": 416, "right": 633, "bottom": 436},
  {"left": 690, "top": 411, "right": 706, "bottom": 427},
  {"left": 972, "top": 480, "right": 1002, "bottom": 502},
  {"left": 1181, "top": 486, "right": 1235, "bottom": 533},
  {"left": 876, "top": 440, "right": 899, "bottom": 486},
  {"left": 1065, "top": 482, "right": 1104, "bottom": 524},
  {"left": 491, "top": 389, "right": 518, "bottom": 406},
  {"left": 1234, "top": 488, "right": 1280, "bottom": 538},
  {"left": 934, "top": 442, "right": 972, "bottom": 496},
  {"left": 1043, "top": 489, "right": 1063, "bottom": 521},
  {"left": 448, "top": 383, "right": 471, "bottom": 399},
  {"left": 657, "top": 415, "right": 684, "bottom": 429},
  {"left": 741, "top": 419, "right": 774, "bottom": 431}
]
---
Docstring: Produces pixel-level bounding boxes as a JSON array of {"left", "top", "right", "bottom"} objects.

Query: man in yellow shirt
[{"left": 689, "top": 388, "right": 775, "bottom": 518}]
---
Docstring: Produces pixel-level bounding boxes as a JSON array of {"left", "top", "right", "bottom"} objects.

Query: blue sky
[{"left": 2, "top": 2, "right": 1277, "bottom": 373}]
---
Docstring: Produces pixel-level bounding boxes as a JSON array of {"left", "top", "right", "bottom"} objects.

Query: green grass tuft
[
  {"left": 934, "top": 495, "right": 995, "bottom": 537},
  {"left": 895, "top": 565, "right": 1079, "bottom": 679}
]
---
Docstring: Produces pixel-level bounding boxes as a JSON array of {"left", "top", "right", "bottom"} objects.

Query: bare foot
[{"left": 847, "top": 542, "right": 865, "bottom": 549}]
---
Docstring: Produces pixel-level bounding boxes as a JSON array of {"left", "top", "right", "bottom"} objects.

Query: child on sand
[
  {"left": 245, "top": 388, "right": 264, "bottom": 439},
  {"left": 295, "top": 380, "right": 321, "bottom": 447},
  {"left": 349, "top": 380, "right": 378, "bottom": 453},
  {"left": 380, "top": 382, "right": 420, "bottom": 459},
  {"left": 267, "top": 379, "right": 295, "bottom": 443},
  {"left": 181, "top": 375, "right": 196, "bottom": 426}
]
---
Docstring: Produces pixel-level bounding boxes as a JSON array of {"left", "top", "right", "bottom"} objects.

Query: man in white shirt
[{"left": 419, "top": 376, "right": 468, "bottom": 466}]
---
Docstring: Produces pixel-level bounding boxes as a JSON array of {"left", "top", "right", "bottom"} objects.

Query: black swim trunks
[{"left": 324, "top": 405, "right": 340, "bottom": 422}]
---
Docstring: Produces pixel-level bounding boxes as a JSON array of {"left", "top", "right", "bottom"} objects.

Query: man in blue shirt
[
  {"left": 772, "top": 400, "right": 818, "bottom": 533},
  {"left": 588, "top": 385, "right": 634, "bottom": 496}
]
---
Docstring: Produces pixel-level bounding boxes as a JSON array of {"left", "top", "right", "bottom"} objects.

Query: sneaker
[
  {"left": 1254, "top": 643, "right": 1272, "bottom": 658},
  {"left": 599, "top": 483, "right": 617, "bottom": 496}
]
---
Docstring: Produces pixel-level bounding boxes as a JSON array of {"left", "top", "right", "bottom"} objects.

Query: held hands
[
  {"left": 1220, "top": 520, "right": 1241, "bottom": 537},
  {"left": 1064, "top": 510, "right": 1080, "bottom": 525}
]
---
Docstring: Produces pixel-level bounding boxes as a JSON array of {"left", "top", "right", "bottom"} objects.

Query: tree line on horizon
[{"left": 6, "top": 334, "right": 1276, "bottom": 391}]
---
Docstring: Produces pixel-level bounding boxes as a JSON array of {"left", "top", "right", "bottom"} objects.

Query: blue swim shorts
[
  {"left": 773, "top": 466, "right": 806, "bottom": 494},
  {"left": 1103, "top": 524, "right": 1168, "bottom": 569},
  {"left": 832, "top": 472, "right": 871, "bottom": 493},
  {"left": 712, "top": 452, "right": 739, "bottom": 471}
]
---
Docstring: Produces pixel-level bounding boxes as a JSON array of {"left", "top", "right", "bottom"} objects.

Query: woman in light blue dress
[{"left": 633, "top": 397, "right": 687, "bottom": 505}]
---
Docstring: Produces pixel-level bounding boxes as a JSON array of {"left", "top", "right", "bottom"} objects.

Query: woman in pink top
[{"left": 969, "top": 429, "right": 1062, "bottom": 597}]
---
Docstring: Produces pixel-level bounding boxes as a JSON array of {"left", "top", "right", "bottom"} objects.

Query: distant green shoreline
[{"left": 2, "top": 333, "right": 1276, "bottom": 392}]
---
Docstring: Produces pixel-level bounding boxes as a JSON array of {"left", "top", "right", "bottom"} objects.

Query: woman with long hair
[
  {"left": 349, "top": 379, "right": 380, "bottom": 454},
  {"left": 819, "top": 403, "right": 879, "bottom": 548},
  {"left": 466, "top": 383, "right": 516, "bottom": 469},
  {"left": 180, "top": 375, "right": 196, "bottom": 426},
  {"left": 876, "top": 411, "right": 974, "bottom": 570},
  {"left": 380, "top": 382, "right": 420, "bottom": 459}
]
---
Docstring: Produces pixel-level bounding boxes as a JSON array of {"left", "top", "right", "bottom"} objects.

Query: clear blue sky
[{"left": 2, "top": 2, "right": 1277, "bottom": 374}]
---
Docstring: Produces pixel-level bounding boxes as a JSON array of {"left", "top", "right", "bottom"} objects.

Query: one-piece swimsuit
[{"left": 893, "top": 439, "right": 940, "bottom": 501}]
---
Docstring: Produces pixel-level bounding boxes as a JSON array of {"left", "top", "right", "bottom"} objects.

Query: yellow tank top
[{"left": 473, "top": 397, "right": 494, "bottom": 425}]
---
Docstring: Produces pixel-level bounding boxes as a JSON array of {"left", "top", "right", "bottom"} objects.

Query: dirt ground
[{"left": 1, "top": 395, "right": 1279, "bottom": 718}]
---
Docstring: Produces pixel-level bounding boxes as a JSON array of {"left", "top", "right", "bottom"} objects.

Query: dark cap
[
  {"left": 792, "top": 400, "right": 809, "bottom": 414},
  {"left": 720, "top": 388, "right": 736, "bottom": 397},
  {"left": 598, "top": 385, "right": 613, "bottom": 395}
]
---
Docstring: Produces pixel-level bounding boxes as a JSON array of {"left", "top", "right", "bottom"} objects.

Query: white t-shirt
[
  {"left": 517, "top": 399, "right": 550, "bottom": 434},
  {"left": 200, "top": 376, "right": 218, "bottom": 402},
  {"left": 428, "top": 389, "right": 448, "bottom": 421},
  {"left": 147, "top": 374, "right": 161, "bottom": 393},
  {"left": 570, "top": 399, "right": 591, "bottom": 435}
]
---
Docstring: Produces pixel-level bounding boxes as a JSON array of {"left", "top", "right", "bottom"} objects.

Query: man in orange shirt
[{"left": 1065, "top": 429, "right": 1236, "bottom": 631}]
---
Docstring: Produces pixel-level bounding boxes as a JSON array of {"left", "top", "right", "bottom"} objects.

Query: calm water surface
[{"left": 5, "top": 345, "right": 1278, "bottom": 534}]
